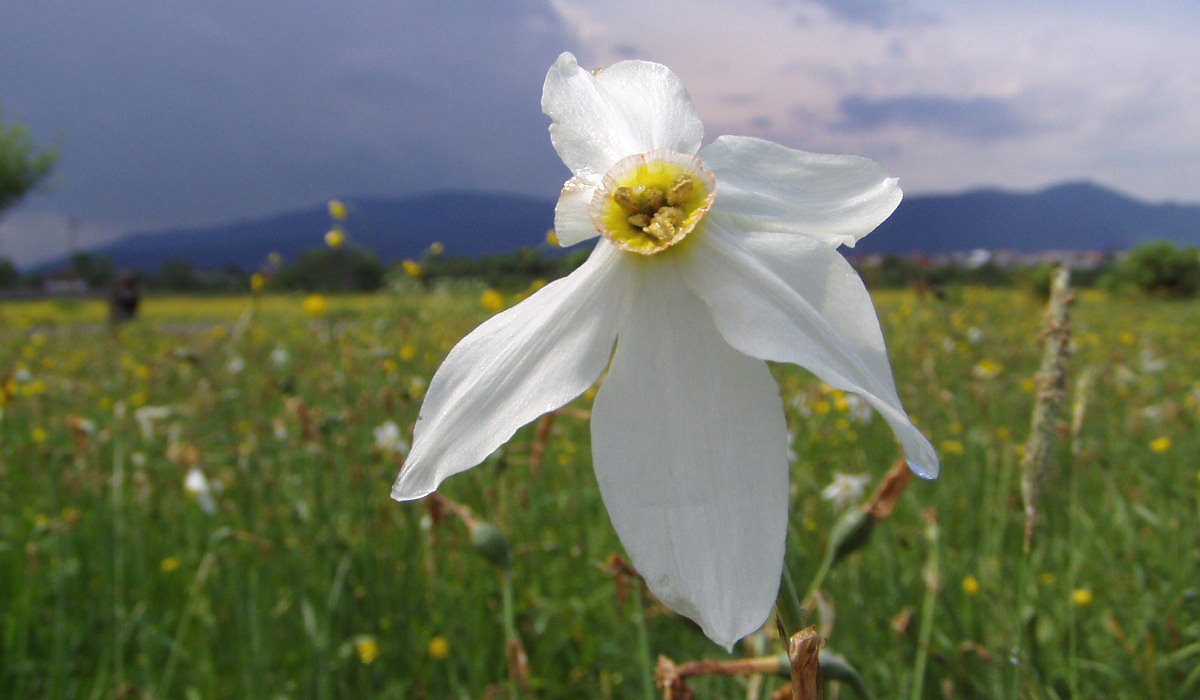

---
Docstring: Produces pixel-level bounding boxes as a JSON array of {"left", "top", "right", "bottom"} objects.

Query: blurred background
[{"left": 1, "top": 0, "right": 1197, "bottom": 272}]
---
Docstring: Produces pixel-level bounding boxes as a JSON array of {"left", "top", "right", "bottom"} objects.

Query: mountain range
[{"left": 38, "top": 181, "right": 1200, "bottom": 272}]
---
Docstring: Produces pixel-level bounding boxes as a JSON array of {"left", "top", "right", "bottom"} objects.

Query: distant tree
[
  {"left": 1120, "top": 241, "right": 1200, "bottom": 297},
  {"left": 70, "top": 252, "right": 115, "bottom": 288},
  {"left": 157, "top": 259, "right": 202, "bottom": 291},
  {"left": 275, "top": 247, "right": 384, "bottom": 292},
  {"left": 0, "top": 108, "right": 57, "bottom": 215},
  {"left": 416, "top": 247, "right": 588, "bottom": 289},
  {"left": 0, "top": 256, "right": 19, "bottom": 288},
  {"left": 872, "top": 255, "right": 922, "bottom": 288}
]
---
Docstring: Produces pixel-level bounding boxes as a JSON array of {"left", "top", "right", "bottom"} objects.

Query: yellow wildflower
[
  {"left": 30, "top": 427, "right": 47, "bottom": 443},
  {"left": 399, "top": 344, "right": 417, "bottom": 361},
  {"left": 302, "top": 294, "right": 328, "bottom": 317},
  {"left": 429, "top": 241, "right": 444, "bottom": 256},
  {"left": 250, "top": 273, "right": 266, "bottom": 293},
  {"left": 480, "top": 289, "right": 504, "bottom": 313},
  {"left": 402, "top": 259, "right": 421, "bottom": 279},
  {"left": 427, "top": 636, "right": 449, "bottom": 660},
  {"left": 545, "top": 228, "right": 559, "bottom": 246},
  {"left": 327, "top": 199, "right": 347, "bottom": 220},
  {"left": 940, "top": 439, "right": 965, "bottom": 456},
  {"left": 962, "top": 575, "right": 980, "bottom": 596},
  {"left": 972, "top": 359, "right": 1003, "bottom": 380},
  {"left": 325, "top": 228, "right": 345, "bottom": 248},
  {"left": 1071, "top": 589, "right": 1093, "bottom": 608},
  {"left": 160, "top": 557, "right": 182, "bottom": 573},
  {"left": 1149, "top": 436, "right": 1171, "bottom": 453},
  {"left": 355, "top": 636, "right": 380, "bottom": 664}
]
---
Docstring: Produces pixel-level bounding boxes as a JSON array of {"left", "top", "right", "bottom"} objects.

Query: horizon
[{"left": 18, "top": 178, "right": 1200, "bottom": 275}]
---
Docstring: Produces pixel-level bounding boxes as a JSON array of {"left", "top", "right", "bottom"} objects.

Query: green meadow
[{"left": 1, "top": 283, "right": 1197, "bottom": 698}]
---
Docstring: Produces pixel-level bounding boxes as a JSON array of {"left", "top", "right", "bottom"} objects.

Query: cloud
[
  {"left": 0, "top": 0, "right": 579, "bottom": 263},
  {"left": 792, "top": 0, "right": 936, "bottom": 29},
  {"left": 834, "top": 94, "right": 1043, "bottom": 141}
]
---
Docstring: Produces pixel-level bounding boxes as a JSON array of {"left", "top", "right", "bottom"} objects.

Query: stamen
[
  {"left": 666, "top": 174, "right": 694, "bottom": 207},
  {"left": 590, "top": 149, "right": 716, "bottom": 255}
]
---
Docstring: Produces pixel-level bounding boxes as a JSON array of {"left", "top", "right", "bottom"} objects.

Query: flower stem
[
  {"left": 632, "top": 587, "right": 655, "bottom": 700},
  {"left": 501, "top": 569, "right": 519, "bottom": 698},
  {"left": 910, "top": 509, "right": 939, "bottom": 700}
]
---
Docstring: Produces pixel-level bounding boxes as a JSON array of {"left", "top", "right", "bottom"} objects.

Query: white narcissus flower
[
  {"left": 392, "top": 52, "right": 938, "bottom": 650},
  {"left": 373, "top": 420, "right": 409, "bottom": 454},
  {"left": 821, "top": 472, "right": 871, "bottom": 509}
]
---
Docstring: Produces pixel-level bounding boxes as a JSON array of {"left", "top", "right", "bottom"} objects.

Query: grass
[{"left": 1, "top": 282, "right": 1197, "bottom": 698}]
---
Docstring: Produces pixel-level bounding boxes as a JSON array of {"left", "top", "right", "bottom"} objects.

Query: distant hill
[
  {"left": 36, "top": 191, "right": 558, "bottom": 273},
  {"left": 862, "top": 181, "right": 1200, "bottom": 254},
  {"left": 34, "top": 182, "right": 1200, "bottom": 272}
]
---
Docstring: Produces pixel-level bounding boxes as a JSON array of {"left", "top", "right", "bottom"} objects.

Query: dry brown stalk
[
  {"left": 528, "top": 411, "right": 556, "bottom": 476},
  {"left": 1021, "top": 266, "right": 1074, "bottom": 548},
  {"left": 863, "top": 458, "right": 914, "bottom": 520},
  {"left": 603, "top": 553, "right": 645, "bottom": 613},
  {"left": 506, "top": 636, "right": 532, "bottom": 692},
  {"left": 656, "top": 653, "right": 791, "bottom": 700},
  {"left": 787, "top": 627, "right": 823, "bottom": 700}
]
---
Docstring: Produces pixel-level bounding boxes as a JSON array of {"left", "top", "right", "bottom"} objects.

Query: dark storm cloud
[
  {"left": 0, "top": 1, "right": 576, "bottom": 229},
  {"left": 834, "top": 93, "right": 1041, "bottom": 141}
]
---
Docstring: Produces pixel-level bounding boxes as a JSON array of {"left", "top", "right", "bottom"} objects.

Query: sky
[{"left": 2, "top": 0, "right": 1198, "bottom": 266}]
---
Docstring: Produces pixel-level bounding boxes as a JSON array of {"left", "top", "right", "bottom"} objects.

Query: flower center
[{"left": 590, "top": 149, "right": 716, "bottom": 255}]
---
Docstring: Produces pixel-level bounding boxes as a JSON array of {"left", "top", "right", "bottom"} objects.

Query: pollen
[{"left": 591, "top": 149, "right": 716, "bottom": 255}]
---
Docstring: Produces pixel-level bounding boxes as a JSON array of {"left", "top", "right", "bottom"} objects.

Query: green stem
[
  {"left": 157, "top": 530, "right": 227, "bottom": 696},
  {"left": 801, "top": 551, "right": 834, "bottom": 612},
  {"left": 111, "top": 419, "right": 125, "bottom": 688},
  {"left": 632, "top": 587, "right": 655, "bottom": 700},
  {"left": 501, "top": 569, "right": 521, "bottom": 700},
  {"left": 910, "top": 513, "right": 939, "bottom": 700}
]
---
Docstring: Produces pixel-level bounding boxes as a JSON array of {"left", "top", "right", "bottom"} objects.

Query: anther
[
  {"left": 666, "top": 174, "right": 694, "bottom": 207},
  {"left": 613, "top": 187, "right": 641, "bottom": 214}
]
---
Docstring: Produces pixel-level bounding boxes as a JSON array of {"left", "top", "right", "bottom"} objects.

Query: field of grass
[{"left": 1, "top": 281, "right": 1197, "bottom": 698}]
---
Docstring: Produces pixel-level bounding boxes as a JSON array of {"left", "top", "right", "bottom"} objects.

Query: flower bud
[
  {"left": 827, "top": 507, "right": 875, "bottom": 564},
  {"left": 470, "top": 522, "right": 511, "bottom": 570},
  {"left": 819, "top": 651, "right": 869, "bottom": 694}
]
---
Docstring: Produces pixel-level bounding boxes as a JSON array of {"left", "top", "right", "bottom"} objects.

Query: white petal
[
  {"left": 392, "top": 241, "right": 628, "bottom": 500},
  {"left": 542, "top": 52, "right": 703, "bottom": 178},
  {"left": 680, "top": 224, "right": 939, "bottom": 478},
  {"left": 591, "top": 260, "right": 788, "bottom": 650},
  {"left": 553, "top": 175, "right": 600, "bottom": 247},
  {"left": 700, "top": 136, "right": 902, "bottom": 248}
]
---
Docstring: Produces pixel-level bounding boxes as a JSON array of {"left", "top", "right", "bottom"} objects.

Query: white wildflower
[{"left": 821, "top": 472, "right": 871, "bottom": 509}]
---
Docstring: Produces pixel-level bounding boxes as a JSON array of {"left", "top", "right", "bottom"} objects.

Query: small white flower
[
  {"left": 373, "top": 420, "right": 409, "bottom": 454},
  {"left": 967, "top": 327, "right": 984, "bottom": 344},
  {"left": 1139, "top": 345, "right": 1166, "bottom": 373},
  {"left": 270, "top": 346, "right": 291, "bottom": 368},
  {"left": 226, "top": 355, "right": 245, "bottom": 375},
  {"left": 843, "top": 392, "right": 875, "bottom": 424},
  {"left": 391, "top": 53, "right": 937, "bottom": 649},
  {"left": 134, "top": 406, "right": 172, "bottom": 439},
  {"left": 184, "top": 467, "right": 217, "bottom": 515},
  {"left": 822, "top": 472, "right": 871, "bottom": 509}
]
